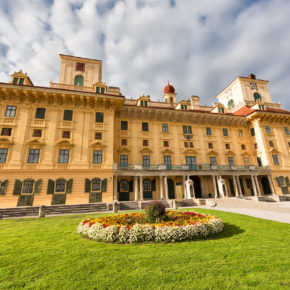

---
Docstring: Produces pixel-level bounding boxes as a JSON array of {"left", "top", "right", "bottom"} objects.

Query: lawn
[{"left": 0, "top": 209, "right": 289, "bottom": 289}]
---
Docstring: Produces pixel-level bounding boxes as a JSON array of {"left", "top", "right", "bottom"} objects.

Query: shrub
[{"left": 145, "top": 201, "right": 166, "bottom": 223}]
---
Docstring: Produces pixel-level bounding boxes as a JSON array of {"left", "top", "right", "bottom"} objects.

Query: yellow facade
[{"left": 0, "top": 55, "right": 289, "bottom": 208}]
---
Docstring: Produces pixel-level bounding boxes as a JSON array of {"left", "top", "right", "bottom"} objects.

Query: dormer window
[
  {"left": 259, "top": 105, "right": 265, "bottom": 110},
  {"left": 218, "top": 107, "right": 224, "bottom": 113},
  {"left": 141, "top": 100, "right": 148, "bottom": 107},
  {"left": 96, "top": 87, "right": 105, "bottom": 94},
  {"left": 12, "top": 77, "right": 24, "bottom": 85},
  {"left": 181, "top": 104, "right": 187, "bottom": 110},
  {"left": 13, "top": 77, "right": 18, "bottom": 85},
  {"left": 76, "top": 62, "right": 85, "bottom": 72}
]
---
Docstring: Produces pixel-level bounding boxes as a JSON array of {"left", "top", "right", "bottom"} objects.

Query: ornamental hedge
[{"left": 78, "top": 211, "right": 224, "bottom": 243}]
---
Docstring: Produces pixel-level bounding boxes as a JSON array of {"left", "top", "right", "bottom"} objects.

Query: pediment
[
  {"left": 207, "top": 150, "right": 218, "bottom": 155},
  {"left": 139, "top": 148, "right": 153, "bottom": 154},
  {"left": 90, "top": 141, "right": 106, "bottom": 148},
  {"left": 117, "top": 147, "right": 131, "bottom": 153},
  {"left": 161, "top": 149, "right": 174, "bottom": 154},
  {"left": 55, "top": 139, "right": 73, "bottom": 147},
  {"left": 183, "top": 149, "right": 198, "bottom": 155},
  {"left": 26, "top": 138, "right": 44, "bottom": 146},
  {"left": 0, "top": 137, "right": 13, "bottom": 145},
  {"left": 269, "top": 148, "right": 280, "bottom": 154},
  {"left": 225, "top": 150, "right": 235, "bottom": 156}
]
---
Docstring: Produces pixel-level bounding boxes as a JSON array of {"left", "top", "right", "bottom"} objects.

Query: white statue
[
  {"left": 185, "top": 177, "right": 195, "bottom": 199},
  {"left": 217, "top": 176, "right": 227, "bottom": 198}
]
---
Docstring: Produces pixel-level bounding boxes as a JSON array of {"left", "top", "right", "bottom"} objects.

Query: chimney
[{"left": 190, "top": 95, "right": 200, "bottom": 108}]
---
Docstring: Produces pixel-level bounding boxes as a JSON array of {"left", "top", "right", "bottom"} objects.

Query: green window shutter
[
  {"left": 276, "top": 177, "right": 281, "bottom": 187},
  {"left": 0, "top": 180, "right": 8, "bottom": 196},
  {"left": 85, "top": 178, "right": 91, "bottom": 193},
  {"left": 66, "top": 179, "right": 73, "bottom": 194},
  {"left": 129, "top": 180, "right": 133, "bottom": 192},
  {"left": 285, "top": 177, "right": 290, "bottom": 187},
  {"left": 47, "top": 179, "right": 55, "bottom": 194},
  {"left": 13, "top": 179, "right": 22, "bottom": 195},
  {"left": 34, "top": 179, "right": 42, "bottom": 194},
  {"left": 101, "top": 178, "right": 107, "bottom": 192},
  {"left": 151, "top": 179, "right": 156, "bottom": 191}
]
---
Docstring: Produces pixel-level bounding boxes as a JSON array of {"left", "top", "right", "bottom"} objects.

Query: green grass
[{"left": 0, "top": 209, "right": 289, "bottom": 289}]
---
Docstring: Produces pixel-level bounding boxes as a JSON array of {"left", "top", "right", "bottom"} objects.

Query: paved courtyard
[{"left": 200, "top": 198, "right": 290, "bottom": 224}]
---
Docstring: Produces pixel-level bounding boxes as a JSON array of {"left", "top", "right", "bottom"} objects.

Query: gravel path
[{"left": 199, "top": 198, "right": 290, "bottom": 224}]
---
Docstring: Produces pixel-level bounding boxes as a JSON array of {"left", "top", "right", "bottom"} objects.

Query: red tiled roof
[{"left": 233, "top": 105, "right": 290, "bottom": 116}]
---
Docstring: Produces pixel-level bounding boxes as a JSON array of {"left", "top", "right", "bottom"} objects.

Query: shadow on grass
[{"left": 207, "top": 222, "right": 245, "bottom": 241}]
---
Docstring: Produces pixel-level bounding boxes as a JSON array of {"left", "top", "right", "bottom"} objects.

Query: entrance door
[
  {"left": 167, "top": 179, "right": 175, "bottom": 199},
  {"left": 190, "top": 176, "right": 201, "bottom": 198},
  {"left": 119, "top": 180, "right": 130, "bottom": 201},
  {"left": 261, "top": 177, "right": 272, "bottom": 195}
]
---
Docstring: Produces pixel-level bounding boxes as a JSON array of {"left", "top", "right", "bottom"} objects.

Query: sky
[{"left": 0, "top": 0, "right": 289, "bottom": 109}]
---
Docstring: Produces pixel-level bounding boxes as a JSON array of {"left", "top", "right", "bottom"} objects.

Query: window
[
  {"left": 185, "top": 135, "right": 193, "bottom": 140},
  {"left": 120, "top": 155, "right": 128, "bottom": 167},
  {"left": 5, "top": 106, "right": 17, "bottom": 117},
  {"left": 91, "top": 178, "right": 101, "bottom": 192},
  {"left": 35, "top": 108, "right": 46, "bottom": 119},
  {"left": 250, "top": 83, "right": 258, "bottom": 90},
  {"left": 183, "top": 125, "right": 192, "bottom": 134},
  {"left": 95, "top": 132, "right": 102, "bottom": 140},
  {"left": 141, "top": 100, "right": 147, "bottom": 107},
  {"left": 13, "top": 77, "right": 18, "bottom": 85},
  {"left": 241, "top": 144, "right": 246, "bottom": 150},
  {"left": 59, "top": 149, "right": 69, "bottom": 164},
  {"left": 121, "top": 121, "right": 128, "bottom": 130},
  {"left": 225, "top": 144, "right": 230, "bottom": 149},
  {"left": 218, "top": 107, "right": 224, "bottom": 113},
  {"left": 143, "top": 140, "right": 148, "bottom": 146},
  {"left": 238, "top": 129, "right": 243, "bottom": 137},
  {"left": 186, "top": 156, "right": 196, "bottom": 169},
  {"left": 95, "top": 112, "right": 104, "bottom": 123},
  {"left": 0, "top": 148, "right": 8, "bottom": 163},
  {"left": 164, "top": 141, "right": 169, "bottom": 147},
  {"left": 55, "top": 179, "right": 66, "bottom": 192},
  {"left": 228, "top": 157, "right": 234, "bottom": 166},
  {"left": 22, "top": 179, "right": 34, "bottom": 193},
  {"left": 189, "top": 142, "right": 193, "bottom": 148},
  {"left": 184, "top": 142, "right": 188, "bottom": 148},
  {"left": 284, "top": 127, "right": 290, "bottom": 135},
  {"left": 142, "top": 122, "right": 148, "bottom": 131},
  {"left": 33, "top": 129, "right": 42, "bottom": 137},
  {"left": 253, "top": 92, "right": 261, "bottom": 101},
  {"left": 208, "top": 143, "right": 213, "bottom": 149},
  {"left": 76, "top": 62, "right": 85, "bottom": 72},
  {"left": 210, "top": 157, "right": 217, "bottom": 165},
  {"left": 164, "top": 155, "right": 171, "bottom": 169},
  {"left": 265, "top": 126, "right": 271, "bottom": 134},
  {"left": 62, "top": 131, "right": 70, "bottom": 138},
  {"left": 96, "top": 87, "right": 105, "bottom": 94},
  {"left": 1, "top": 128, "right": 12, "bottom": 136},
  {"left": 250, "top": 128, "right": 255, "bottom": 136},
  {"left": 272, "top": 155, "right": 280, "bottom": 165},
  {"left": 162, "top": 124, "right": 168, "bottom": 133},
  {"left": 121, "top": 139, "right": 127, "bottom": 146},
  {"left": 143, "top": 179, "right": 151, "bottom": 191},
  {"left": 143, "top": 155, "right": 150, "bottom": 167},
  {"left": 74, "top": 75, "right": 84, "bottom": 86},
  {"left": 269, "top": 140, "right": 274, "bottom": 147},
  {"left": 93, "top": 150, "right": 102, "bottom": 164},
  {"left": 259, "top": 105, "right": 265, "bottom": 110},
  {"left": 223, "top": 128, "right": 229, "bottom": 136},
  {"left": 206, "top": 127, "right": 212, "bottom": 136},
  {"left": 120, "top": 180, "right": 129, "bottom": 192},
  {"left": 244, "top": 158, "right": 250, "bottom": 166},
  {"left": 228, "top": 99, "right": 235, "bottom": 109},
  {"left": 181, "top": 104, "right": 187, "bottom": 110},
  {"left": 19, "top": 78, "right": 24, "bottom": 85},
  {"left": 28, "top": 149, "right": 40, "bottom": 163},
  {"left": 257, "top": 157, "right": 262, "bottom": 167},
  {"left": 63, "top": 110, "right": 73, "bottom": 121}
]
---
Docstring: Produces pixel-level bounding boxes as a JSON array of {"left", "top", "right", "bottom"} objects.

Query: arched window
[
  {"left": 91, "top": 178, "right": 101, "bottom": 192},
  {"left": 143, "top": 179, "right": 151, "bottom": 191},
  {"left": 253, "top": 92, "right": 261, "bottom": 102},
  {"left": 74, "top": 75, "right": 84, "bottom": 86},
  {"left": 55, "top": 178, "right": 66, "bottom": 192},
  {"left": 120, "top": 180, "right": 129, "bottom": 192},
  {"left": 228, "top": 99, "right": 235, "bottom": 109}
]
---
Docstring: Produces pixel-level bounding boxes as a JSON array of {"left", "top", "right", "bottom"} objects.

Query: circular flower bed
[{"left": 77, "top": 211, "right": 223, "bottom": 243}]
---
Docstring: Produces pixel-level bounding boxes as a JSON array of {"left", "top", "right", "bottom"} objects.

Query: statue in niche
[
  {"left": 217, "top": 176, "right": 227, "bottom": 198},
  {"left": 185, "top": 177, "right": 195, "bottom": 199}
]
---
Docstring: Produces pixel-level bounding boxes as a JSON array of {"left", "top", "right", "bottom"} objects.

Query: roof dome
[{"left": 164, "top": 81, "right": 175, "bottom": 94}]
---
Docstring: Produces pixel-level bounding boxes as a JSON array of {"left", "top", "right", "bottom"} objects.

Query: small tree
[{"left": 145, "top": 201, "right": 166, "bottom": 223}]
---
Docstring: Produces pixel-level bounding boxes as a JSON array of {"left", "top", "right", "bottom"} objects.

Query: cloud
[{"left": 0, "top": 0, "right": 289, "bottom": 109}]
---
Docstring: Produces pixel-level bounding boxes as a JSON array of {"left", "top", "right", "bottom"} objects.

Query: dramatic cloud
[{"left": 0, "top": 0, "right": 289, "bottom": 109}]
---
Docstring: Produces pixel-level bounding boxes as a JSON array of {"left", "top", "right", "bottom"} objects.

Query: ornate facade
[{"left": 0, "top": 55, "right": 289, "bottom": 208}]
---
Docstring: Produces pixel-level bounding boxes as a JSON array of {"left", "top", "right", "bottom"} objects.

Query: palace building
[{"left": 0, "top": 54, "right": 289, "bottom": 208}]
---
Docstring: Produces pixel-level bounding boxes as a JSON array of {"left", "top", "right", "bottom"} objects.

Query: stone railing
[{"left": 50, "top": 82, "right": 94, "bottom": 92}]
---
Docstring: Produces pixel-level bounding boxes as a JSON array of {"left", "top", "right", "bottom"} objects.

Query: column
[
  {"left": 233, "top": 175, "right": 238, "bottom": 197},
  {"left": 139, "top": 176, "right": 143, "bottom": 201},
  {"left": 113, "top": 176, "right": 118, "bottom": 201},
  {"left": 164, "top": 176, "right": 169, "bottom": 199},
  {"left": 212, "top": 175, "right": 218, "bottom": 198},
  {"left": 134, "top": 176, "right": 138, "bottom": 201},
  {"left": 236, "top": 176, "right": 242, "bottom": 196},
  {"left": 254, "top": 176, "right": 261, "bottom": 196},
  {"left": 159, "top": 176, "right": 164, "bottom": 199},
  {"left": 268, "top": 174, "right": 276, "bottom": 195},
  {"left": 251, "top": 175, "right": 258, "bottom": 196},
  {"left": 200, "top": 176, "right": 205, "bottom": 198},
  {"left": 182, "top": 176, "right": 186, "bottom": 199}
]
